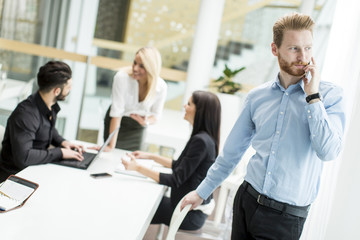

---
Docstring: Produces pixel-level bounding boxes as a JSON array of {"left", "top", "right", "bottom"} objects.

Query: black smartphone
[{"left": 90, "top": 172, "right": 112, "bottom": 178}]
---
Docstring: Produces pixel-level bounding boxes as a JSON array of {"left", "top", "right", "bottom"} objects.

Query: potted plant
[
  {"left": 210, "top": 64, "right": 247, "bottom": 150},
  {"left": 212, "top": 64, "right": 246, "bottom": 94}
]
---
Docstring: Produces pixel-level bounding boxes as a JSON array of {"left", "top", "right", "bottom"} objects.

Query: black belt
[{"left": 243, "top": 181, "right": 310, "bottom": 218}]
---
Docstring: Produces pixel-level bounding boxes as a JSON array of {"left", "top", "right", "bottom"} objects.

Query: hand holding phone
[
  {"left": 90, "top": 172, "right": 112, "bottom": 179},
  {"left": 304, "top": 61, "right": 312, "bottom": 79},
  {"left": 303, "top": 57, "right": 320, "bottom": 95}
]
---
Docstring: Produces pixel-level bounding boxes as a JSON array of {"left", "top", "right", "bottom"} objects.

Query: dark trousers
[
  {"left": 231, "top": 182, "right": 307, "bottom": 240},
  {"left": 151, "top": 196, "right": 208, "bottom": 231}
]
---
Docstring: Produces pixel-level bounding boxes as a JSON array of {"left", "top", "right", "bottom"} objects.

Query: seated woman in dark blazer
[{"left": 122, "top": 90, "right": 221, "bottom": 230}]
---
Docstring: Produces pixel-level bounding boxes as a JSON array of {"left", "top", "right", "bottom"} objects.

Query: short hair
[
  {"left": 273, "top": 12, "right": 315, "bottom": 47},
  {"left": 135, "top": 47, "right": 162, "bottom": 101},
  {"left": 37, "top": 61, "right": 72, "bottom": 93},
  {"left": 191, "top": 91, "right": 221, "bottom": 155}
]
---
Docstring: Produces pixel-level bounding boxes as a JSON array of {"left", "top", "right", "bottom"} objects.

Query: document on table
[
  {"left": 0, "top": 176, "right": 38, "bottom": 212},
  {"left": 0, "top": 193, "right": 21, "bottom": 211},
  {"left": 115, "top": 159, "right": 155, "bottom": 178}
]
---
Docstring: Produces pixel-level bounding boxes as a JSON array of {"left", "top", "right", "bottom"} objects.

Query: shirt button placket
[{"left": 264, "top": 91, "right": 289, "bottom": 191}]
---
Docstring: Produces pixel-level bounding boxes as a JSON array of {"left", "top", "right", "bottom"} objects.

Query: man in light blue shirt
[{"left": 181, "top": 12, "right": 346, "bottom": 239}]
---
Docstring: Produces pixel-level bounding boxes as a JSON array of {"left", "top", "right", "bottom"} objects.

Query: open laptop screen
[{"left": 53, "top": 127, "right": 119, "bottom": 169}]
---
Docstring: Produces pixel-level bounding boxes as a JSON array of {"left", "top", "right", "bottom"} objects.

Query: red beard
[{"left": 278, "top": 53, "right": 307, "bottom": 77}]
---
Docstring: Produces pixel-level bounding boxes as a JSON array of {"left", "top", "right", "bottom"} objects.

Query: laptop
[{"left": 53, "top": 127, "right": 119, "bottom": 170}]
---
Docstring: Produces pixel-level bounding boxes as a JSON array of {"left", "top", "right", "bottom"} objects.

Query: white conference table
[{"left": 0, "top": 148, "right": 166, "bottom": 240}]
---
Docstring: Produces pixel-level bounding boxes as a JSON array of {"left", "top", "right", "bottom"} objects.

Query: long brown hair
[{"left": 191, "top": 91, "right": 221, "bottom": 155}]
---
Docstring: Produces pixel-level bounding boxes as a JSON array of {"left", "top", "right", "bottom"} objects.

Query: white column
[
  {"left": 299, "top": 0, "right": 316, "bottom": 15},
  {"left": 183, "top": 0, "right": 225, "bottom": 102},
  {"left": 60, "top": 0, "right": 99, "bottom": 140}
]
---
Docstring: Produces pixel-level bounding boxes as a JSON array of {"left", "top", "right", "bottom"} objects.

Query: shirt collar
[
  {"left": 35, "top": 91, "right": 61, "bottom": 118},
  {"left": 272, "top": 73, "right": 306, "bottom": 94}
]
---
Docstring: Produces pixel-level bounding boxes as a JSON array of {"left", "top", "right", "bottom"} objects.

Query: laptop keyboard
[{"left": 56, "top": 152, "right": 96, "bottom": 169}]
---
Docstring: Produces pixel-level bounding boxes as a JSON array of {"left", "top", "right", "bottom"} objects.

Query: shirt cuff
[
  {"left": 305, "top": 101, "right": 326, "bottom": 121},
  {"left": 49, "top": 147, "right": 63, "bottom": 162},
  {"left": 159, "top": 172, "right": 171, "bottom": 186},
  {"left": 196, "top": 179, "right": 213, "bottom": 200}
]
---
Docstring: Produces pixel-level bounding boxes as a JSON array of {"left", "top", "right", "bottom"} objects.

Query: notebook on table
[
  {"left": 0, "top": 175, "right": 39, "bottom": 212},
  {"left": 53, "top": 127, "right": 119, "bottom": 170}
]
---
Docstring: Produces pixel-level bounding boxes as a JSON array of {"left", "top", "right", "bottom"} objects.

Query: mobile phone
[
  {"left": 90, "top": 172, "right": 112, "bottom": 178},
  {"left": 304, "top": 61, "right": 312, "bottom": 79}
]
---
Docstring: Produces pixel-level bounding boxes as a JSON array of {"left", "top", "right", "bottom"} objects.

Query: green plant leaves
[{"left": 213, "top": 64, "right": 245, "bottom": 94}]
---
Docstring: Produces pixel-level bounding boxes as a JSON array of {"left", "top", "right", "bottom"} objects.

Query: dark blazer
[{"left": 159, "top": 131, "right": 216, "bottom": 208}]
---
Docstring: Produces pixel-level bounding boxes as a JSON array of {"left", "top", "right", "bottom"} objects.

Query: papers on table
[
  {"left": 114, "top": 154, "right": 173, "bottom": 178},
  {"left": 115, "top": 159, "right": 154, "bottom": 178}
]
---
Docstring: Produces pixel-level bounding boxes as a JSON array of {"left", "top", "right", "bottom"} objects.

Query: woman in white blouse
[{"left": 103, "top": 47, "right": 167, "bottom": 151}]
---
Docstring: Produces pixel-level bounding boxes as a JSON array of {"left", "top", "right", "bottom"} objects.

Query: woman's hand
[
  {"left": 130, "top": 114, "right": 147, "bottom": 126},
  {"left": 132, "top": 150, "right": 152, "bottom": 159},
  {"left": 121, "top": 153, "right": 138, "bottom": 171},
  {"left": 86, "top": 145, "right": 113, "bottom": 152}
]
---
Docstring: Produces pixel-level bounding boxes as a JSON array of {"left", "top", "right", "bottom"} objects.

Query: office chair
[
  {"left": 161, "top": 197, "right": 222, "bottom": 240},
  {"left": 173, "top": 148, "right": 254, "bottom": 240},
  {"left": 165, "top": 196, "right": 192, "bottom": 240},
  {"left": 158, "top": 148, "right": 255, "bottom": 240},
  {"left": 213, "top": 147, "right": 254, "bottom": 225}
]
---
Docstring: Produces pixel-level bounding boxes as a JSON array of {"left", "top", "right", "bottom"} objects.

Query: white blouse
[{"left": 109, "top": 70, "right": 167, "bottom": 119}]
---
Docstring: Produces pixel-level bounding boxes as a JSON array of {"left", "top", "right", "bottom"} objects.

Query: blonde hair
[
  {"left": 273, "top": 12, "right": 315, "bottom": 47},
  {"left": 135, "top": 46, "right": 162, "bottom": 101}
]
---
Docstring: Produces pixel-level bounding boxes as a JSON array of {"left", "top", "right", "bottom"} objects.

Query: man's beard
[
  {"left": 278, "top": 53, "right": 307, "bottom": 77},
  {"left": 55, "top": 90, "right": 69, "bottom": 102}
]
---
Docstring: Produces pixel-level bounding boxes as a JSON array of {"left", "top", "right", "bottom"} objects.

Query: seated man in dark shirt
[{"left": 0, "top": 61, "right": 84, "bottom": 182}]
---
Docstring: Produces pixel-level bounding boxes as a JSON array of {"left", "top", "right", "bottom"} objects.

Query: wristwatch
[{"left": 306, "top": 93, "right": 322, "bottom": 103}]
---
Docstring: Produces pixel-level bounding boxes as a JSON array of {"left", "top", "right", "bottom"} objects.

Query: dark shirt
[
  {"left": 0, "top": 92, "right": 64, "bottom": 180},
  {"left": 159, "top": 131, "right": 216, "bottom": 208}
]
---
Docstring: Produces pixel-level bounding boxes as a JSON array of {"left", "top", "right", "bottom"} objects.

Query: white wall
[
  {"left": 322, "top": 0, "right": 360, "bottom": 238},
  {"left": 320, "top": 0, "right": 360, "bottom": 238},
  {"left": 300, "top": 0, "right": 360, "bottom": 239},
  {"left": 324, "top": 73, "right": 360, "bottom": 239}
]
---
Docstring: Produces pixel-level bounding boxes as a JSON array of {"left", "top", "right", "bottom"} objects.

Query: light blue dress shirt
[{"left": 197, "top": 76, "right": 346, "bottom": 206}]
